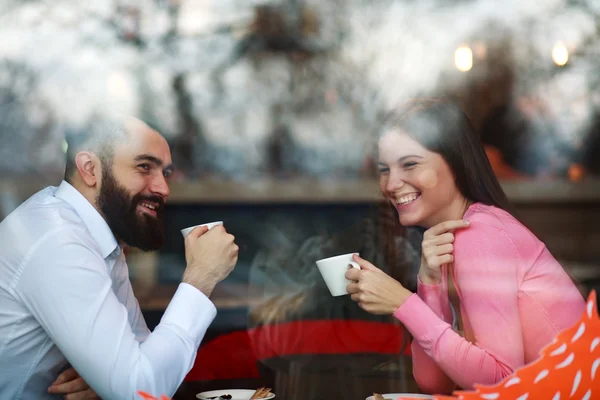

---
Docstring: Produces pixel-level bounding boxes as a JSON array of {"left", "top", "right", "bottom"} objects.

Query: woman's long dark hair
[{"left": 381, "top": 98, "right": 517, "bottom": 217}]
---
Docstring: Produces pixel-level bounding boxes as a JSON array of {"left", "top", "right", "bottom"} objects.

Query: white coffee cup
[
  {"left": 181, "top": 221, "right": 224, "bottom": 238},
  {"left": 316, "top": 253, "right": 361, "bottom": 296}
]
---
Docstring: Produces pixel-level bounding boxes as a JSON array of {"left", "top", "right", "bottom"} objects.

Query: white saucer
[
  {"left": 196, "top": 389, "right": 276, "bottom": 400},
  {"left": 366, "top": 394, "right": 433, "bottom": 400}
]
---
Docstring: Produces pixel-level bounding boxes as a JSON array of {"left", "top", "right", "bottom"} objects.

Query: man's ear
[{"left": 74, "top": 151, "right": 101, "bottom": 187}]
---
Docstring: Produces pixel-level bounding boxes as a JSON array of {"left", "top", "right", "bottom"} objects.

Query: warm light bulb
[
  {"left": 455, "top": 46, "right": 473, "bottom": 72},
  {"left": 552, "top": 42, "right": 569, "bottom": 66},
  {"left": 568, "top": 164, "right": 584, "bottom": 182}
]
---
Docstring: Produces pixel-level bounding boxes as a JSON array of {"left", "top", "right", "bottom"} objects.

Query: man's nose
[{"left": 150, "top": 174, "right": 170, "bottom": 199}]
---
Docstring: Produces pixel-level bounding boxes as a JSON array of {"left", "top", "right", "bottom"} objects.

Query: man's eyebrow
[{"left": 134, "top": 154, "right": 173, "bottom": 171}]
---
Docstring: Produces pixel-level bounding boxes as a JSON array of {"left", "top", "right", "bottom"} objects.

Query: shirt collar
[{"left": 54, "top": 181, "right": 120, "bottom": 259}]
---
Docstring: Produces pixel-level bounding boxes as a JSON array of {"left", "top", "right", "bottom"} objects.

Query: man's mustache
[{"left": 134, "top": 195, "right": 165, "bottom": 210}]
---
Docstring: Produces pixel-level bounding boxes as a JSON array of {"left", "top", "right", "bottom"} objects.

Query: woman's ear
[{"left": 74, "top": 151, "right": 101, "bottom": 187}]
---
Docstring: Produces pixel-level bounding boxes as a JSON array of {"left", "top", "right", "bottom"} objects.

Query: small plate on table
[
  {"left": 196, "top": 389, "right": 276, "bottom": 400},
  {"left": 366, "top": 394, "right": 433, "bottom": 400}
]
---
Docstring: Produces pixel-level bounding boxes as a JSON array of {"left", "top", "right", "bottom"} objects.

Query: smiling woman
[
  {"left": 377, "top": 99, "right": 516, "bottom": 228},
  {"left": 345, "top": 99, "right": 586, "bottom": 395}
]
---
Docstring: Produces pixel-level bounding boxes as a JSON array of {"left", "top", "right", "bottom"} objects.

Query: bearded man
[{"left": 0, "top": 115, "right": 239, "bottom": 400}]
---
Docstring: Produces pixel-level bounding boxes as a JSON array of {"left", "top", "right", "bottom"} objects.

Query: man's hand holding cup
[{"left": 182, "top": 222, "right": 239, "bottom": 297}]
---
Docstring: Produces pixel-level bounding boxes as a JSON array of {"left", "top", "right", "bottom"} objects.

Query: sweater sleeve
[
  {"left": 394, "top": 223, "right": 525, "bottom": 391},
  {"left": 409, "top": 279, "right": 456, "bottom": 394}
]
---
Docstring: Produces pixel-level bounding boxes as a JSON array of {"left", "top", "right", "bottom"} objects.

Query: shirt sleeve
[
  {"left": 408, "top": 278, "right": 456, "bottom": 394},
  {"left": 15, "top": 228, "right": 216, "bottom": 400},
  {"left": 112, "top": 253, "right": 151, "bottom": 343},
  {"left": 394, "top": 223, "right": 524, "bottom": 391}
]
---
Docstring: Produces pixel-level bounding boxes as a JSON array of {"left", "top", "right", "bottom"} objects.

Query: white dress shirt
[{"left": 0, "top": 181, "right": 217, "bottom": 400}]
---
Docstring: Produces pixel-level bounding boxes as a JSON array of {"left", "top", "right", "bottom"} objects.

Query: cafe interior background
[{"left": 1, "top": 0, "right": 600, "bottom": 398}]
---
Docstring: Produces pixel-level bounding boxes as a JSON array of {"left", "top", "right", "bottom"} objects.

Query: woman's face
[{"left": 378, "top": 129, "right": 462, "bottom": 228}]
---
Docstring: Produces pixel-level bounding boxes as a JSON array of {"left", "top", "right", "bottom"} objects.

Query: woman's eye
[
  {"left": 378, "top": 167, "right": 390, "bottom": 174},
  {"left": 403, "top": 162, "right": 417, "bottom": 169}
]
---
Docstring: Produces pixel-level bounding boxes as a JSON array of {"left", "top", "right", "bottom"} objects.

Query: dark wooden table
[{"left": 175, "top": 354, "right": 420, "bottom": 400}]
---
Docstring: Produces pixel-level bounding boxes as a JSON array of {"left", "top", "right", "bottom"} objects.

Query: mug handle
[{"left": 348, "top": 261, "right": 361, "bottom": 270}]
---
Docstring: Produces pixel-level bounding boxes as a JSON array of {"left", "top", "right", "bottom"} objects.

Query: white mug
[
  {"left": 181, "top": 221, "right": 223, "bottom": 238},
  {"left": 316, "top": 253, "right": 361, "bottom": 296}
]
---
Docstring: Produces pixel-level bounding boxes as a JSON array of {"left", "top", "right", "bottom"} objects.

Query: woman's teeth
[{"left": 396, "top": 193, "right": 419, "bottom": 205}]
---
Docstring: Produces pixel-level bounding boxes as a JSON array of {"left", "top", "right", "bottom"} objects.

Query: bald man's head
[
  {"left": 64, "top": 114, "right": 173, "bottom": 251},
  {"left": 64, "top": 114, "right": 131, "bottom": 183}
]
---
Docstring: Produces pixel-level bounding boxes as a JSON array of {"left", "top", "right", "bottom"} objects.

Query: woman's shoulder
[
  {"left": 453, "top": 203, "right": 516, "bottom": 250},
  {"left": 464, "top": 202, "right": 524, "bottom": 233},
  {"left": 460, "top": 202, "right": 545, "bottom": 257}
]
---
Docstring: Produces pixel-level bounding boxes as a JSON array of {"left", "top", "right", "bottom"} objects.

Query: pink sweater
[{"left": 393, "top": 203, "right": 586, "bottom": 394}]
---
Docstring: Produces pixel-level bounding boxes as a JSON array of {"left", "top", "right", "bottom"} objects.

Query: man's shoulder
[{"left": 0, "top": 187, "right": 97, "bottom": 255}]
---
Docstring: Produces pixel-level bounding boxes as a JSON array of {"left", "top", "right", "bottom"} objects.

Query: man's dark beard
[{"left": 97, "top": 169, "right": 166, "bottom": 252}]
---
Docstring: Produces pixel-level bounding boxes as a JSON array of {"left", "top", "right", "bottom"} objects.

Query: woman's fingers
[
  {"left": 434, "top": 243, "right": 453, "bottom": 256},
  {"left": 351, "top": 293, "right": 362, "bottom": 303},
  {"left": 345, "top": 267, "right": 361, "bottom": 281},
  {"left": 437, "top": 254, "right": 454, "bottom": 265},
  {"left": 424, "top": 219, "right": 470, "bottom": 238},
  {"left": 352, "top": 254, "right": 381, "bottom": 272},
  {"left": 427, "top": 232, "right": 455, "bottom": 245},
  {"left": 346, "top": 282, "right": 360, "bottom": 294}
]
